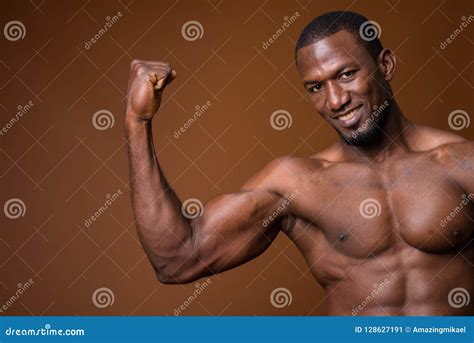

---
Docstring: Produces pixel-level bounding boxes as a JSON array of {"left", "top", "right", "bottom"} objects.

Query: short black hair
[{"left": 295, "top": 11, "right": 383, "bottom": 62}]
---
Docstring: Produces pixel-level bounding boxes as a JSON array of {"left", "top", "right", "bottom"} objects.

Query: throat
[{"left": 341, "top": 108, "right": 414, "bottom": 163}]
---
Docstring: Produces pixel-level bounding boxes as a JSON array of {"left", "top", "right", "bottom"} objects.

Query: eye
[
  {"left": 308, "top": 83, "right": 322, "bottom": 93},
  {"left": 340, "top": 70, "right": 356, "bottom": 79}
]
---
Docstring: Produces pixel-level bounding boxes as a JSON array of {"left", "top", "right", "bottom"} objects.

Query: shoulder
[
  {"left": 422, "top": 133, "right": 473, "bottom": 190},
  {"left": 412, "top": 123, "right": 471, "bottom": 154},
  {"left": 308, "top": 142, "right": 349, "bottom": 165},
  {"left": 413, "top": 124, "right": 467, "bottom": 151},
  {"left": 410, "top": 124, "right": 473, "bottom": 167},
  {"left": 435, "top": 140, "right": 474, "bottom": 165},
  {"left": 241, "top": 156, "right": 299, "bottom": 189},
  {"left": 436, "top": 140, "right": 474, "bottom": 194},
  {"left": 442, "top": 140, "right": 474, "bottom": 154},
  {"left": 241, "top": 155, "right": 317, "bottom": 194}
]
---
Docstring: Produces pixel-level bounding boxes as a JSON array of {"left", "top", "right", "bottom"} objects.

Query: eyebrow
[{"left": 302, "top": 63, "right": 355, "bottom": 87}]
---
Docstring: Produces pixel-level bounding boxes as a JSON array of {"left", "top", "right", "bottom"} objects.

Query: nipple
[
  {"left": 452, "top": 229, "right": 461, "bottom": 239},
  {"left": 338, "top": 232, "right": 348, "bottom": 242}
]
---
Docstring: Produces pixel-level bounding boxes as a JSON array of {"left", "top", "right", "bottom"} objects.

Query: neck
[{"left": 340, "top": 102, "right": 414, "bottom": 163}]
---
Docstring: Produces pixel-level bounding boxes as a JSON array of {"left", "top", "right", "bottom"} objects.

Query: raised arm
[{"left": 125, "top": 60, "right": 295, "bottom": 284}]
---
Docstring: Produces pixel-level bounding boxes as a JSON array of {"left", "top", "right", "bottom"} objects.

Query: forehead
[{"left": 296, "top": 30, "right": 373, "bottom": 79}]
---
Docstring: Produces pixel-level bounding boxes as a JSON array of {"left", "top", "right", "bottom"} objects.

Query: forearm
[
  {"left": 125, "top": 117, "right": 192, "bottom": 259},
  {"left": 123, "top": 60, "right": 291, "bottom": 284}
]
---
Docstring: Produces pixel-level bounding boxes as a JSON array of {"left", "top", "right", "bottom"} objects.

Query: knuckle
[
  {"left": 130, "top": 59, "right": 141, "bottom": 67},
  {"left": 136, "top": 67, "right": 147, "bottom": 76},
  {"left": 158, "top": 62, "right": 171, "bottom": 71},
  {"left": 130, "top": 60, "right": 173, "bottom": 80}
]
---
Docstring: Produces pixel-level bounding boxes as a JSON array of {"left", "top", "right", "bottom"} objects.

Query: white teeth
[{"left": 338, "top": 108, "right": 357, "bottom": 121}]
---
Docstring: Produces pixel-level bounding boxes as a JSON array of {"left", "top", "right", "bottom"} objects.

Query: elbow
[
  {"left": 154, "top": 270, "right": 200, "bottom": 285},
  {"left": 153, "top": 261, "right": 203, "bottom": 285},
  {"left": 148, "top": 236, "right": 208, "bottom": 285},
  {"left": 155, "top": 271, "right": 180, "bottom": 284}
]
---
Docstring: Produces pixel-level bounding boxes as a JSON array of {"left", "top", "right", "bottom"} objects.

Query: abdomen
[{"left": 325, "top": 244, "right": 473, "bottom": 316}]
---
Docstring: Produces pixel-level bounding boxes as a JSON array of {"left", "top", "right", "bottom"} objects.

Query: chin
[
  {"left": 341, "top": 105, "right": 390, "bottom": 146},
  {"left": 341, "top": 125, "right": 386, "bottom": 146}
]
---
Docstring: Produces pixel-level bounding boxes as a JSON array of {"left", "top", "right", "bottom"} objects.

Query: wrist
[{"left": 125, "top": 114, "right": 152, "bottom": 129}]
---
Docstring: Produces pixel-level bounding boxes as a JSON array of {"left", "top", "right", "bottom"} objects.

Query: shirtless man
[{"left": 125, "top": 11, "right": 473, "bottom": 315}]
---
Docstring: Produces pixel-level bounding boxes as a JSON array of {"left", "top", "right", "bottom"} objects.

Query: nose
[{"left": 326, "top": 81, "right": 350, "bottom": 113}]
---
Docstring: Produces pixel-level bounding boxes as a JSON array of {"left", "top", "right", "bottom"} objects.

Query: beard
[{"left": 339, "top": 100, "right": 391, "bottom": 146}]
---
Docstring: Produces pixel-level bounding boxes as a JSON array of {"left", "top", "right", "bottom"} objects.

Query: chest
[{"left": 290, "top": 160, "right": 474, "bottom": 257}]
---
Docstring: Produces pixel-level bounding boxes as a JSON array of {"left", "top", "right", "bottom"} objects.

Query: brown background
[{"left": 0, "top": 0, "right": 473, "bottom": 316}]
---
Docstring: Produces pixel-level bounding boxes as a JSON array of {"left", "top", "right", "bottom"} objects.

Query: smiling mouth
[
  {"left": 333, "top": 105, "right": 363, "bottom": 127},
  {"left": 334, "top": 105, "right": 361, "bottom": 119}
]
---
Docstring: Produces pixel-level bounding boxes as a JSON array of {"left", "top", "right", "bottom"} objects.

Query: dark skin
[{"left": 125, "top": 30, "right": 473, "bottom": 315}]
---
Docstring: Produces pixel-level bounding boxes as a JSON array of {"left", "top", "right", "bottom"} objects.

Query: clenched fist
[{"left": 126, "top": 59, "right": 177, "bottom": 122}]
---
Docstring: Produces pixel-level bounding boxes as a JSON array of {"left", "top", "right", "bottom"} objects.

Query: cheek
[
  {"left": 309, "top": 95, "right": 319, "bottom": 107},
  {"left": 307, "top": 95, "right": 329, "bottom": 119},
  {"left": 309, "top": 93, "right": 325, "bottom": 111},
  {"left": 352, "top": 74, "right": 383, "bottom": 106},
  {"left": 363, "top": 72, "right": 387, "bottom": 100},
  {"left": 352, "top": 73, "right": 372, "bottom": 94}
]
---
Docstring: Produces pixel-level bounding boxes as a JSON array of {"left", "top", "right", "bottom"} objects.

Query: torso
[{"left": 280, "top": 136, "right": 473, "bottom": 315}]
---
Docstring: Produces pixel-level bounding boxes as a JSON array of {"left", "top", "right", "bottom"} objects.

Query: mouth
[{"left": 333, "top": 105, "right": 363, "bottom": 128}]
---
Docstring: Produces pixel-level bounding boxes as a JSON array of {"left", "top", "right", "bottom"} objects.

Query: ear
[{"left": 377, "top": 49, "right": 396, "bottom": 82}]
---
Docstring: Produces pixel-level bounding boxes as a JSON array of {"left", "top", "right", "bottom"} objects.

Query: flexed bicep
[{"left": 154, "top": 158, "right": 297, "bottom": 284}]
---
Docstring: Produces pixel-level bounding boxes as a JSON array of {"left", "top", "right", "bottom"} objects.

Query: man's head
[{"left": 295, "top": 11, "right": 396, "bottom": 146}]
